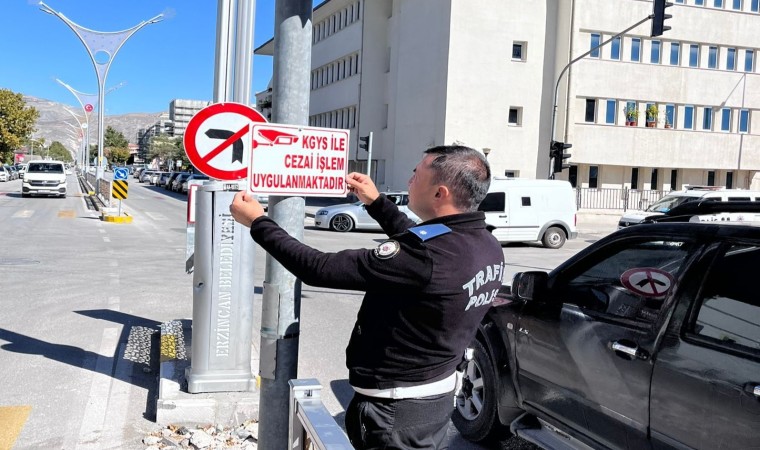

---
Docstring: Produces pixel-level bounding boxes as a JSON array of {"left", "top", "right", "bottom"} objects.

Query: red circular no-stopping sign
[
  {"left": 620, "top": 268, "right": 675, "bottom": 298},
  {"left": 183, "top": 102, "right": 267, "bottom": 180}
]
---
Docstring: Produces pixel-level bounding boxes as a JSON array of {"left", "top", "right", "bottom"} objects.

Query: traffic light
[
  {"left": 651, "top": 0, "right": 673, "bottom": 37},
  {"left": 551, "top": 140, "right": 572, "bottom": 174},
  {"left": 359, "top": 135, "right": 370, "bottom": 152}
]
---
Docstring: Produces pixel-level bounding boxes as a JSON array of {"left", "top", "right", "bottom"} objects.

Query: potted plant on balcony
[
  {"left": 664, "top": 116, "right": 672, "bottom": 128},
  {"left": 646, "top": 104, "right": 659, "bottom": 128},
  {"left": 623, "top": 105, "right": 639, "bottom": 126}
]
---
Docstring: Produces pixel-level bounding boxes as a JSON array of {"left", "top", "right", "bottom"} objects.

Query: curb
[{"left": 101, "top": 214, "right": 133, "bottom": 223}]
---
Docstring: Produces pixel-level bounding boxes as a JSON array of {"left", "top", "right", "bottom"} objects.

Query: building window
[
  {"left": 746, "top": 50, "right": 755, "bottom": 72},
  {"left": 650, "top": 168, "right": 659, "bottom": 190},
  {"left": 689, "top": 44, "right": 700, "bottom": 67},
  {"left": 665, "top": 104, "right": 675, "bottom": 128},
  {"left": 585, "top": 99, "right": 596, "bottom": 123},
  {"left": 631, "top": 167, "right": 639, "bottom": 190},
  {"left": 508, "top": 107, "right": 523, "bottom": 126},
  {"left": 606, "top": 99, "right": 617, "bottom": 124},
  {"left": 504, "top": 170, "right": 519, "bottom": 178},
  {"left": 726, "top": 171, "right": 734, "bottom": 189},
  {"left": 631, "top": 38, "right": 641, "bottom": 62},
  {"left": 703, "top": 107, "right": 713, "bottom": 130},
  {"left": 670, "top": 42, "right": 680, "bottom": 65},
  {"left": 707, "top": 170, "right": 716, "bottom": 186},
  {"left": 714, "top": 0, "right": 724, "bottom": 7},
  {"left": 590, "top": 33, "right": 601, "bottom": 57},
  {"left": 670, "top": 169, "right": 678, "bottom": 190},
  {"left": 651, "top": 40, "right": 661, "bottom": 64},
  {"left": 684, "top": 105, "right": 695, "bottom": 129},
  {"left": 733, "top": 0, "right": 743, "bottom": 9},
  {"left": 589, "top": 166, "right": 599, "bottom": 188},
  {"left": 569, "top": 166, "right": 578, "bottom": 187},
  {"left": 720, "top": 108, "right": 732, "bottom": 131},
  {"left": 695, "top": 0, "right": 705, "bottom": 4},
  {"left": 675, "top": 0, "right": 685, "bottom": 3},
  {"left": 708, "top": 46, "right": 718, "bottom": 69},
  {"left": 512, "top": 42, "right": 526, "bottom": 61},
  {"left": 727, "top": 48, "right": 737, "bottom": 70},
  {"left": 611, "top": 37, "right": 621, "bottom": 60},
  {"left": 753, "top": 0, "right": 760, "bottom": 11},
  {"left": 739, "top": 109, "right": 750, "bottom": 133}
]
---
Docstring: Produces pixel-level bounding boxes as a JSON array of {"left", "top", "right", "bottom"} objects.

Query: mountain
[{"left": 24, "top": 95, "right": 163, "bottom": 157}]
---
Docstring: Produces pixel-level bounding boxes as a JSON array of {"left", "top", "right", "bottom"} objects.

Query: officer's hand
[
  {"left": 346, "top": 172, "right": 379, "bottom": 205},
  {"left": 230, "top": 191, "right": 265, "bottom": 228}
]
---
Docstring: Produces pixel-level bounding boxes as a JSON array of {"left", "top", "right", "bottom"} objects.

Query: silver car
[{"left": 314, "top": 192, "right": 420, "bottom": 232}]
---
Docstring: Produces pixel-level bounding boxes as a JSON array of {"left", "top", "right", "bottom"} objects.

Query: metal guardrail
[
  {"left": 289, "top": 379, "right": 353, "bottom": 450},
  {"left": 575, "top": 188, "right": 667, "bottom": 211}
]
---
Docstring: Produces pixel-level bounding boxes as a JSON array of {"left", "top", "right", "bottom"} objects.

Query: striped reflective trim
[{"left": 112, "top": 180, "right": 128, "bottom": 199}]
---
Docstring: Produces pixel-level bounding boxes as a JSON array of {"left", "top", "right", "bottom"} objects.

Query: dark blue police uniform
[{"left": 248, "top": 194, "right": 505, "bottom": 449}]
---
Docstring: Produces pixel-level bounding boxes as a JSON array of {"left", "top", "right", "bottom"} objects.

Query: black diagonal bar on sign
[
  {"left": 204, "top": 125, "right": 248, "bottom": 164},
  {"left": 112, "top": 180, "right": 128, "bottom": 199}
]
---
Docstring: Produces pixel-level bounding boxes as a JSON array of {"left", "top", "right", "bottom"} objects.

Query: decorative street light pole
[
  {"left": 55, "top": 79, "right": 125, "bottom": 171},
  {"left": 40, "top": 2, "right": 162, "bottom": 181},
  {"left": 63, "top": 108, "right": 86, "bottom": 167}
]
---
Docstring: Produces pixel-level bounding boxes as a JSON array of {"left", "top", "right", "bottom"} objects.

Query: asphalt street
[{"left": 0, "top": 174, "right": 606, "bottom": 449}]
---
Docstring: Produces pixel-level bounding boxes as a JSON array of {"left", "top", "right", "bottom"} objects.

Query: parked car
[
  {"left": 4, "top": 165, "right": 19, "bottom": 180},
  {"left": 0, "top": 166, "right": 9, "bottom": 182},
  {"left": 452, "top": 201, "right": 760, "bottom": 449},
  {"left": 163, "top": 171, "right": 184, "bottom": 190},
  {"left": 15, "top": 164, "right": 27, "bottom": 176},
  {"left": 181, "top": 174, "right": 209, "bottom": 193},
  {"left": 139, "top": 170, "right": 157, "bottom": 183},
  {"left": 156, "top": 171, "right": 174, "bottom": 188},
  {"left": 618, "top": 185, "right": 760, "bottom": 228},
  {"left": 171, "top": 173, "right": 191, "bottom": 192},
  {"left": 314, "top": 192, "right": 420, "bottom": 232},
  {"left": 21, "top": 160, "right": 67, "bottom": 197}
]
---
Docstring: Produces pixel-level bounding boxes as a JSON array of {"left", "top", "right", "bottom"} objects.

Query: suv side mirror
[{"left": 512, "top": 271, "right": 549, "bottom": 302}]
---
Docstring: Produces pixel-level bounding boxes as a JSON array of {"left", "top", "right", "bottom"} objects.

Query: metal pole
[
  {"left": 548, "top": 15, "right": 652, "bottom": 178},
  {"left": 233, "top": 0, "right": 255, "bottom": 106},
  {"left": 40, "top": 2, "right": 162, "bottom": 182},
  {"left": 258, "top": 1, "right": 312, "bottom": 448},
  {"left": 366, "top": 131, "right": 373, "bottom": 178},
  {"left": 213, "top": 0, "right": 236, "bottom": 103}
]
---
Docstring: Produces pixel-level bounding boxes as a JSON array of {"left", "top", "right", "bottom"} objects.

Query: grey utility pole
[
  {"left": 40, "top": 2, "right": 162, "bottom": 181},
  {"left": 258, "top": 1, "right": 312, "bottom": 449}
]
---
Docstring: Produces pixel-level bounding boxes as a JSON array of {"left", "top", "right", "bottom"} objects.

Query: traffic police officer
[{"left": 230, "top": 145, "right": 504, "bottom": 449}]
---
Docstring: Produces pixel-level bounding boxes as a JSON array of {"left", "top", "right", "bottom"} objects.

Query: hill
[{"left": 24, "top": 95, "right": 163, "bottom": 158}]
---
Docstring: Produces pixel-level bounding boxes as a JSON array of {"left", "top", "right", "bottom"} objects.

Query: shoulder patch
[
  {"left": 374, "top": 240, "right": 401, "bottom": 259},
  {"left": 408, "top": 224, "right": 452, "bottom": 241}
]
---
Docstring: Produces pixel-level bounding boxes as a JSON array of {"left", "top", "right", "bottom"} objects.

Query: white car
[
  {"left": 314, "top": 192, "right": 420, "bottom": 232},
  {"left": 0, "top": 166, "right": 9, "bottom": 182},
  {"left": 21, "top": 160, "right": 67, "bottom": 197}
]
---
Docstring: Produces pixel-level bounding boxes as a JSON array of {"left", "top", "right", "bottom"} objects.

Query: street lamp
[
  {"left": 63, "top": 108, "right": 86, "bottom": 169},
  {"left": 55, "top": 78, "right": 125, "bottom": 171},
  {"left": 483, "top": 148, "right": 492, "bottom": 159},
  {"left": 40, "top": 2, "right": 162, "bottom": 181},
  {"left": 29, "top": 138, "right": 43, "bottom": 159}
]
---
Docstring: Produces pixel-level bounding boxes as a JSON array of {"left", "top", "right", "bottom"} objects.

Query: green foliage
[
  {"left": 148, "top": 135, "right": 184, "bottom": 167},
  {"left": 108, "top": 146, "right": 131, "bottom": 165},
  {"left": 646, "top": 104, "right": 659, "bottom": 121},
  {"left": 0, "top": 89, "right": 39, "bottom": 164},
  {"left": 47, "top": 141, "right": 73, "bottom": 162},
  {"left": 104, "top": 126, "right": 129, "bottom": 149},
  {"left": 623, "top": 105, "right": 639, "bottom": 120}
]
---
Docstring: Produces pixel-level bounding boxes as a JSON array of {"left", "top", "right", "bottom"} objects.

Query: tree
[
  {"left": 104, "top": 126, "right": 129, "bottom": 149},
  {"left": 47, "top": 141, "right": 73, "bottom": 162},
  {"left": 148, "top": 135, "right": 181, "bottom": 168},
  {"left": 0, "top": 89, "right": 39, "bottom": 164},
  {"left": 108, "top": 147, "right": 131, "bottom": 165}
]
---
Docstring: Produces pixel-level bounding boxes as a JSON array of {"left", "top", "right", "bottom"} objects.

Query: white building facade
[
  {"left": 169, "top": 99, "right": 212, "bottom": 136},
  {"left": 256, "top": 0, "right": 760, "bottom": 192}
]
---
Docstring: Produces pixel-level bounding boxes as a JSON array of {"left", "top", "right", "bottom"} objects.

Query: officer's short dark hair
[{"left": 424, "top": 145, "right": 491, "bottom": 211}]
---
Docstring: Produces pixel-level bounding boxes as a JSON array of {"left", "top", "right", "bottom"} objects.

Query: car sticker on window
[{"left": 620, "top": 268, "right": 675, "bottom": 298}]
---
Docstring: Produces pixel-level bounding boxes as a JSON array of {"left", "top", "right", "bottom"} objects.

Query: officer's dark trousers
[{"left": 345, "top": 391, "right": 453, "bottom": 450}]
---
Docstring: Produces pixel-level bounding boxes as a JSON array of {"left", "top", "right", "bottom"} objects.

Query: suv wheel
[
  {"left": 452, "top": 339, "right": 511, "bottom": 443},
  {"left": 542, "top": 226, "right": 566, "bottom": 249},
  {"left": 330, "top": 214, "right": 354, "bottom": 232}
]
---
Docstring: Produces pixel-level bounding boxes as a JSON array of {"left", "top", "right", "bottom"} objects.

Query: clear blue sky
[{"left": 0, "top": 1, "right": 320, "bottom": 115}]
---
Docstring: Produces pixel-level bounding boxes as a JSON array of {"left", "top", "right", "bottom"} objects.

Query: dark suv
[{"left": 453, "top": 204, "right": 760, "bottom": 449}]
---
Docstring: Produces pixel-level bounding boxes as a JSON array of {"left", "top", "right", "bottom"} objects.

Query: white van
[
  {"left": 618, "top": 186, "right": 760, "bottom": 228},
  {"left": 21, "top": 160, "right": 67, "bottom": 197},
  {"left": 478, "top": 178, "right": 578, "bottom": 249}
]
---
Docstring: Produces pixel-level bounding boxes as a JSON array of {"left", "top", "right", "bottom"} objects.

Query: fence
[
  {"left": 575, "top": 188, "right": 667, "bottom": 211},
  {"left": 289, "top": 379, "right": 353, "bottom": 450},
  {"left": 85, "top": 171, "right": 113, "bottom": 208}
]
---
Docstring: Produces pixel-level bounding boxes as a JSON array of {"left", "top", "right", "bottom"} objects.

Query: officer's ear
[{"left": 435, "top": 185, "right": 449, "bottom": 200}]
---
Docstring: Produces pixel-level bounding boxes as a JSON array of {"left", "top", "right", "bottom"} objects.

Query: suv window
[
  {"left": 479, "top": 192, "right": 506, "bottom": 212},
  {"left": 561, "top": 239, "right": 695, "bottom": 322},
  {"left": 27, "top": 163, "right": 64, "bottom": 173},
  {"left": 692, "top": 244, "right": 760, "bottom": 355}
]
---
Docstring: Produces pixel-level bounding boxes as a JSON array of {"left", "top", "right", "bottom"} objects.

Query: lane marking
[
  {"left": 12, "top": 210, "right": 33, "bottom": 218},
  {"left": 145, "top": 212, "right": 168, "bottom": 221},
  {"left": 76, "top": 327, "right": 119, "bottom": 449},
  {"left": 0, "top": 405, "right": 32, "bottom": 450},
  {"left": 58, "top": 210, "right": 76, "bottom": 218},
  {"left": 102, "top": 237, "right": 111, "bottom": 243},
  {"left": 101, "top": 343, "right": 132, "bottom": 446}
]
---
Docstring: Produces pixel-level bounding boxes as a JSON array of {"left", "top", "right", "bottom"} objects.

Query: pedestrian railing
[
  {"left": 289, "top": 379, "right": 353, "bottom": 450},
  {"left": 575, "top": 187, "right": 667, "bottom": 211}
]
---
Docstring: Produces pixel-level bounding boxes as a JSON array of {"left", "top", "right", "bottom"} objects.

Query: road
[{"left": 0, "top": 174, "right": 604, "bottom": 449}]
